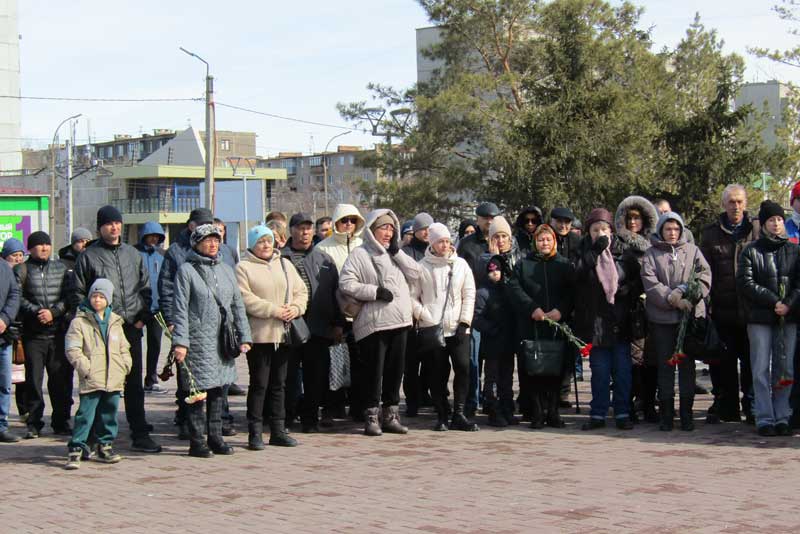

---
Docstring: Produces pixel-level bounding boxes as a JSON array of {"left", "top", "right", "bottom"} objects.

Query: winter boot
[
  {"left": 269, "top": 420, "right": 298, "bottom": 447},
  {"left": 502, "top": 399, "right": 519, "bottom": 425},
  {"left": 381, "top": 406, "right": 409, "bottom": 434},
  {"left": 659, "top": 401, "right": 674, "bottom": 431},
  {"left": 529, "top": 395, "right": 545, "bottom": 429},
  {"left": 450, "top": 403, "right": 479, "bottom": 432},
  {"left": 364, "top": 407, "right": 382, "bottom": 436},
  {"left": 679, "top": 397, "right": 695, "bottom": 431},
  {"left": 545, "top": 392, "right": 565, "bottom": 428},
  {"left": 64, "top": 447, "right": 82, "bottom": 470},
  {"left": 248, "top": 423, "right": 265, "bottom": 451}
]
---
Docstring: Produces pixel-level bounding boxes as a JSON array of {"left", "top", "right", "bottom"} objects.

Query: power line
[
  {"left": 216, "top": 102, "right": 363, "bottom": 132},
  {"left": 0, "top": 95, "right": 202, "bottom": 102}
]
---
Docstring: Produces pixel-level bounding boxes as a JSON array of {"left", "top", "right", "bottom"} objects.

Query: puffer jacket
[
  {"left": 315, "top": 204, "right": 365, "bottom": 273},
  {"left": 134, "top": 221, "right": 166, "bottom": 313},
  {"left": 0, "top": 261, "right": 20, "bottom": 346},
  {"left": 641, "top": 213, "right": 711, "bottom": 325},
  {"left": 700, "top": 213, "right": 759, "bottom": 325},
  {"left": 65, "top": 306, "right": 132, "bottom": 394},
  {"left": 574, "top": 235, "right": 637, "bottom": 347},
  {"left": 75, "top": 239, "right": 152, "bottom": 325},
  {"left": 58, "top": 243, "right": 83, "bottom": 315},
  {"left": 14, "top": 258, "right": 69, "bottom": 337},
  {"left": 736, "top": 231, "right": 800, "bottom": 325},
  {"left": 158, "top": 228, "right": 236, "bottom": 325},
  {"left": 235, "top": 249, "right": 308, "bottom": 344},
  {"left": 412, "top": 245, "right": 475, "bottom": 337},
  {"left": 339, "top": 208, "right": 421, "bottom": 342},
  {"left": 507, "top": 251, "right": 575, "bottom": 342},
  {"left": 456, "top": 227, "right": 489, "bottom": 278},
  {"left": 172, "top": 250, "right": 252, "bottom": 391}
]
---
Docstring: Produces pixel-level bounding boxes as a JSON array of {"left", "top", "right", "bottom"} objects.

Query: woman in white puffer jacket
[{"left": 413, "top": 223, "right": 478, "bottom": 431}]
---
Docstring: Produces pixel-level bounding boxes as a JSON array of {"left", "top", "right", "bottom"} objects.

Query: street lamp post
[
  {"left": 50, "top": 113, "right": 81, "bottom": 241},
  {"left": 180, "top": 47, "right": 215, "bottom": 211},
  {"left": 322, "top": 131, "right": 351, "bottom": 215}
]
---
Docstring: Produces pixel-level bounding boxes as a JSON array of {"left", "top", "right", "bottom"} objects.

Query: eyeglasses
[
  {"left": 340, "top": 217, "right": 359, "bottom": 224},
  {"left": 524, "top": 218, "right": 539, "bottom": 224}
]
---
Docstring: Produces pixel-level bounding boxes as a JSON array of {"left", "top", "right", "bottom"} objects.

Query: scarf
[
  {"left": 596, "top": 240, "right": 619, "bottom": 305},
  {"left": 533, "top": 224, "right": 558, "bottom": 260}
]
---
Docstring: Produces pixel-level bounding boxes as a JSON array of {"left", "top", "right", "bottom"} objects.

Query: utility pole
[
  {"left": 180, "top": 47, "right": 215, "bottom": 211},
  {"left": 50, "top": 113, "right": 81, "bottom": 239},
  {"left": 65, "top": 139, "right": 73, "bottom": 242},
  {"left": 322, "top": 131, "right": 351, "bottom": 216}
]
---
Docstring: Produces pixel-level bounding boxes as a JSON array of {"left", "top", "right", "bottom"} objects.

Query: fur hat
[
  {"left": 585, "top": 208, "right": 613, "bottom": 231},
  {"left": 191, "top": 223, "right": 222, "bottom": 248}
]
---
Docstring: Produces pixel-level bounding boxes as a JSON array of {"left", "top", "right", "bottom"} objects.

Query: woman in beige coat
[{"left": 236, "top": 225, "right": 307, "bottom": 450}]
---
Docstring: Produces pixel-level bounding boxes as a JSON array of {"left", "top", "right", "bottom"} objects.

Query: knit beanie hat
[
  {"left": 27, "top": 231, "right": 51, "bottom": 250},
  {"left": 96, "top": 205, "right": 123, "bottom": 229},
  {"left": 89, "top": 278, "right": 114, "bottom": 304},
  {"left": 188, "top": 207, "right": 214, "bottom": 225},
  {"left": 759, "top": 200, "right": 785, "bottom": 227},
  {"left": 371, "top": 214, "right": 395, "bottom": 232},
  {"left": 427, "top": 223, "right": 451, "bottom": 245},
  {"left": 791, "top": 181, "right": 800, "bottom": 204},
  {"left": 585, "top": 208, "right": 614, "bottom": 232},
  {"left": 247, "top": 224, "right": 274, "bottom": 249},
  {"left": 1, "top": 238, "right": 24, "bottom": 258},
  {"left": 191, "top": 223, "right": 222, "bottom": 248},
  {"left": 71, "top": 227, "right": 93, "bottom": 243},
  {"left": 412, "top": 212, "right": 434, "bottom": 232},
  {"left": 488, "top": 216, "right": 512, "bottom": 240}
]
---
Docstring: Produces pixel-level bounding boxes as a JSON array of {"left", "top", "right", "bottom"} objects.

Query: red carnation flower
[{"left": 580, "top": 343, "right": 593, "bottom": 358}]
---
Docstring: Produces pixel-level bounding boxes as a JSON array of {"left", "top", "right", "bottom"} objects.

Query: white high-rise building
[{"left": 0, "top": 0, "right": 21, "bottom": 172}]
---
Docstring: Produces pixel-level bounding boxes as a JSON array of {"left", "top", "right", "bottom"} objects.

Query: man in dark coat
[
  {"left": 550, "top": 207, "right": 581, "bottom": 266},
  {"left": 74, "top": 206, "right": 161, "bottom": 453},
  {"left": 15, "top": 231, "right": 72, "bottom": 438},
  {"left": 457, "top": 202, "right": 501, "bottom": 417},
  {"left": 700, "top": 184, "right": 759, "bottom": 424},
  {"left": 401, "top": 212, "right": 432, "bottom": 262}
]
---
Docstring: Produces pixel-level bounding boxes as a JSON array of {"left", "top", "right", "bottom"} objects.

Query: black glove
[
  {"left": 456, "top": 322, "right": 470, "bottom": 337},
  {"left": 387, "top": 240, "right": 399, "bottom": 256},
  {"left": 591, "top": 235, "right": 610, "bottom": 253},
  {"left": 376, "top": 287, "right": 394, "bottom": 302}
]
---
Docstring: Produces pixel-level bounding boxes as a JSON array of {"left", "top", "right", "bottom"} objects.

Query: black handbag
[
  {"left": 280, "top": 259, "right": 311, "bottom": 348},
  {"left": 416, "top": 265, "right": 453, "bottom": 354},
  {"left": 191, "top": 264, "right": 241, "bottom": 360},
  {"left": 520, "top": 328, "right": 566, "bottom": 377},
  {"left": 685, "top": 313, "right": 726, "bottom": 362},
  {"left": 629, "top": 294, "right": 647, "bottom": 340}
]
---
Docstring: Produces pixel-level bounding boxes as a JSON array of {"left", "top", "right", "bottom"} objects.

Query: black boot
[
  {"left": 248, "top": 422, "right": 265, "bottom": 451},
  {"left": 269, "top": 420, "right": 298, "bottom": 447},
  {"left": 450, "top": 403, "right": 479, "bottom": 431},
  {"left": 529, "top": 395, "right": 544, "bottom": 429},
  {"left": 659, "top": 401, "right": 674, "bottom": 431},
  {"left": 679, "top": 397, "right": 695, "bottom": 431},
  {"left": 545, "top": 392, "right": 565, "bottom": 428}
]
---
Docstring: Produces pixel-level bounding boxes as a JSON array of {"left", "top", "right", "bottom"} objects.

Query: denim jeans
[
  {"left": 589, "top": 343, "right": 632, "bottom": 420},
  {"left": 747, "top": 323, "right": 796, "bottom": 428},
  {"left": 0, "top": 344, "right": 11, "bottom": 432},
  {"left": 465, "top": 328, "right": 481, "bottom": 413}
]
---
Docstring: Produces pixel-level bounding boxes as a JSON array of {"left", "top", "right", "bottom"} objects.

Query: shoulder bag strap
[
  {"left": 439, "top": 265, "right": 453, "bottom": 325},
  {"left": 191, "top": 262, "right": 224, "bottom": 310},
  {"left": 279, "top": 258, "right": 290, "bottom": 306}
]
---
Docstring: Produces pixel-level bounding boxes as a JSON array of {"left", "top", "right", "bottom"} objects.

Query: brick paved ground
[{"left": 2, "top": 342, "right": 800, "bottom": 533}]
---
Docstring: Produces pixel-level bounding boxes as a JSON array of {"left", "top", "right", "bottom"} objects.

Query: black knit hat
[
  {"left": 188, "top": 207, "right": 214, "bottom": 225},
  {"left": 96, "top": 205, "right": 123, "bottom": 229},
  {"left": 758, "top": 200, "right": 785, "bottom": 227},
  {"left": 27, "top": 231, "right": 51, "bottom": 250}
]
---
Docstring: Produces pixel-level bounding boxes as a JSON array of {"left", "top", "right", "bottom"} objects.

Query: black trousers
[
  {"left": 300, "top": 336, "right": 331, "bottom": 423},
  {"left": 430, "top": 333, "right": 469, "bottom": 418},
  {"left": 651, "top": 323, "right": 696, "bottom": 403},
  {"left": 283, "top": 348, "right": 302, "bottom": 422},
  {"left": 187, "top": 386, "right": 223, "bottom": 447},
  {"left": 143, "top": 316, "right": 163, "bottom": 387},
  {"left": 402, "top": 331, "right": 424, "bottom": 409},
  {"left": 358, "top": 328, "right": 408, "bottom": 409},
  {"left": 346, "top": 330, "right": 365, "bottom": 415},
  {"left": 483, "top": 350, "right": 515, "bottom": 412},
  {"left": 248, "top": 344, "right": 289, "bottom": 426},
  {"left": 122, "top": 324, "right": 149, "bottom": 438},
  {"left": 23, "top": 334, "right": 73, "bottom": 430},
  {"left": 709, "top": 321, "right": 752, "bottom": 417}
]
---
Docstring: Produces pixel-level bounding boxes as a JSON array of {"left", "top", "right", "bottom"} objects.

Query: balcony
[{"left": 112, "top": 196, "right": 201, "bottom": 214}]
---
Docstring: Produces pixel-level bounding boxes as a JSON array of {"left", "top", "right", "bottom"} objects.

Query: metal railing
[{"left": 111, "top": 196, "right": 201, "bottom": 214}]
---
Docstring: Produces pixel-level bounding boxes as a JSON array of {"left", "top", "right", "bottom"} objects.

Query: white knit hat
[
  {"left": 488, "top": 216, "right": 512, "bottom": 240},
  {"left": 427, "top": 223, "right": 451, "bottom": 245}
]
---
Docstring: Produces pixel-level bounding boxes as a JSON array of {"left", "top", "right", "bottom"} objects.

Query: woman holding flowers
[
  {"left": 575, "top": 209, "right": 640, "bottom": 431},
  {"left": 736, "top": 201, "right": 800, "bottom": 437},
  {"left": 172, "top": 224, "right": 252, "bottom": 458},
  {"left": 507, "top": 224, "right": 574, "bottom": 429},
  {"left": 641, "top": 212, "right": 710, "bottom": 432}
]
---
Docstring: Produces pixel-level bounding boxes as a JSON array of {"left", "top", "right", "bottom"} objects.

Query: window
[
  {"left": 220, "top": 139, "right": 230, "bottom": 151},
  {"left": 349, "top": 155, "right": 355, "bottom": 165},
  {"left": 308, "top": 156, "right": 322, "bottom": 166},
  {"left": 328, "top": 175, "right": 334, "bottom": 185},
  {"left": 116, "top": 144, "right": 124, "bottom": 157},
  {"left": 339, "top": 156, "right": 345, "bottom": 166}
]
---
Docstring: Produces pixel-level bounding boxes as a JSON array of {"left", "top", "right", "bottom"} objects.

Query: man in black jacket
[
  {"left": 15, "top": 231, "right": 72, "bottom": 438},
  {"left": 74, "top": 206, "right": 161, "bottom": 453},
  {"left": 551, "top": 207, "right": 580, "bottom": 266},
  {"left": 401, "top": 212, "right": 432, "bottom": 262},
  {"left": 457, "top": 202, "right": 501, "bottom": 417}
]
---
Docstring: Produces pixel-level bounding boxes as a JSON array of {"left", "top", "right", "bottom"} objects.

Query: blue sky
[{"left": 15, "top": 0, "right": 800, "bottom": 155}]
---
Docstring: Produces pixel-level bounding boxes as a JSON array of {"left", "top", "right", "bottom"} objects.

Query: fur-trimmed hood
[{"left": 614, "top": 196, "right": 658, "bottom": 253}]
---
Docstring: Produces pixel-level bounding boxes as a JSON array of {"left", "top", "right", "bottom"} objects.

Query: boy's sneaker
[
  {"left": 65, "top": 448, "right": 82, "bottom": 470},
  {"left": 96, "top": 444, "right": 122, "bottom": 464},
  {"left": 81, "top": 447, "right": 96, "bottom": 461},
  {"left": 24, "top": 427, "right": 39, "bottom": 439}
]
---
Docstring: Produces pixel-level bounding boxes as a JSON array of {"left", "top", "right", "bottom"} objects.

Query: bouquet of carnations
[
  {"left": 154, "top": 312, "right": 207, "bottom": 404},
  {"left": 543, "top": 317, "right": 592, "bottom": 357}
]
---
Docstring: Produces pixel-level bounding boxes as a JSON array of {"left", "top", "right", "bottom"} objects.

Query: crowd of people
[{"left": 1, "top": 182, "right": 799, "bottom": 470}]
